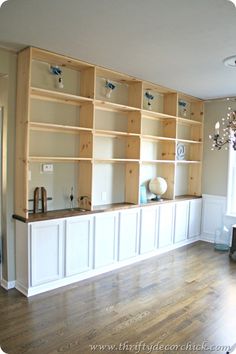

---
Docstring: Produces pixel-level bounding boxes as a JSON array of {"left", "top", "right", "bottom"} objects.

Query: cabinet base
[{"left": 15, "top": 236, "right": 200, "bottom": 297}]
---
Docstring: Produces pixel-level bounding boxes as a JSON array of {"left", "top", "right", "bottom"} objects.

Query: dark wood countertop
[{"left": 13, "top": 195, "right": 202, "bottom": 223}]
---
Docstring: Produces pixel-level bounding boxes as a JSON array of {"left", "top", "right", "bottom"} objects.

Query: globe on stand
[{"left": 149, "top": 177, "right": 167, "bottom": 201}]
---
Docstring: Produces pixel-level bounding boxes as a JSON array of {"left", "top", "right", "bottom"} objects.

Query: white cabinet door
[
  {"left": 30, "top": 219, "right": 64, "bottom": 287},
  {"left": 140, "top": 206, "right": 158, "bottom": 254},
  {"left": 158, "top": 203, "right": 174, "bottom": 248},
  {"left": 65, "top": 215, "right": 93, "bottom": 277},
  {"left": 188, "top": 198, "right": 202, "bottom": 238},
  {"left": 118, "top": 209, "right": 140, "bottom": 261},
  {"left": 94, "top": 212, "right": 118, "bottom": 268},
  {"left": 174, "top": 201, "right": 189, "bottom": 244}
]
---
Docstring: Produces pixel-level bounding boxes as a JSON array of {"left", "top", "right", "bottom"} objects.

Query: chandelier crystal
[
  {"left": 209, "top": 105, "right": 236, "bottom": 150},
  {"left": 228, "top": 0, "right": 236, "bottom": 6},
  {"left": 0, "top": 0, "right": 8, "bottom": 7}
]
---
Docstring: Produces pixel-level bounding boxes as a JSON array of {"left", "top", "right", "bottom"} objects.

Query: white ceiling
[{"left": 0, "top": 0, "right": 236, "bottom": 99}]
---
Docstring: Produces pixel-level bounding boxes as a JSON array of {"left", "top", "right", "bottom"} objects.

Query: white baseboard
[
  {"left": 15, "top": 281, "right": 29, "bottom": 297},
  {"left": 199, "top": 233, "right": 214, "bottom": 243},
  {"left": 1, "top": 278, "right": 16, "bottom": 290}
]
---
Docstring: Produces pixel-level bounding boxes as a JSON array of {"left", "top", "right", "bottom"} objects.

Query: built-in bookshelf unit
[{"left": 15, "top": 47, "right": 204, "bottom": 219}]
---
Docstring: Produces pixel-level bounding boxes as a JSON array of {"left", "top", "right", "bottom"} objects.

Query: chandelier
[
  {"left": 209, "top": 105, "right": 236, "bottom": 150},
  {"left": 0, "top": 0, "right": 7, "bottom": 7}
]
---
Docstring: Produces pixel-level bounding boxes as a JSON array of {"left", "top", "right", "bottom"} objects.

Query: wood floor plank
[{"left": 0, "top": 241, "right": 236, "bottom": 353}]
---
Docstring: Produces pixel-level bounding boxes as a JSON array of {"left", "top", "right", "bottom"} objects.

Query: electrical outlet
[
  {"left": 101, "top": 191, "right": 106, "bottom": 202},
  {"left": 42, "top": 164, "right": 54, "bottom": 173}
]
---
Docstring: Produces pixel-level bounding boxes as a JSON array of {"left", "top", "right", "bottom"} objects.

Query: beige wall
[
  {"left": 0, "top": 48, "right": 17, "bottom": 282},
  {"left": 202, "top": 100, "right": 236, "bottom": 197}
]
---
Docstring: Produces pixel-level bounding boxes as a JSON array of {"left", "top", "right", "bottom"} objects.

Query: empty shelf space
[
  {"left": 29, "top": 156, "right": 92, "bottom": 162},
  {"left": 96, "top": 67, "right": 140, "bottom": 85},
  {"left": 32, "top": 47, "right": 94, "bottom": 71}
]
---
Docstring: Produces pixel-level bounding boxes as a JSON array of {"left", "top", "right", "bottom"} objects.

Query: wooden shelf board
[
  {"left": 176, "top": 160, "right": 201, "bottom": 164},
  {"left": 29, "top": 156, "right": 92, "bottom": 162},
  {"left": 94, "top": 129, "right": 140, "bottom": 138},
  {"left": 142, "top": 135, "right": 176, "bottom": 142},
  {"left": 141, "top": 159, "right": 175, "bottom": 164},
  {"left": 141, "top": 195, "right": 201, "bottom": 207},
  {"left": 177, "top": 117, "right": 202, "bottom": 125},
  {"left": 174, "top": 195, "right": 202, "bottom": 200},
  {"left": 30, "top": 87, "right": 93, "bottom": 105},
  {"left": 177, "top": 138, "right": 202, "bottom": 144},
  {"left": 13, "top": 196, "right": 203, "bottom": 223},
  {"left": 142, "top": 110, "right": 177, "bottom": 121},
  {"left": 94, "top": 158, "right": 139, "bottom": 164},
  {"left": 32, "top": 47, "right": 94, "bottom": 71},
  {"left": 178, "top": 92, "right": 203, "bottom": 103},
  {"left": 96, "top": 67, "right": 141, "bottom": 85},
  {"left": 93, "top": 202, "right": 136, "bottom": 211},
  {"left": 142, "top": 81, "right": 175, "bottom": 94},
  {"left": 30, "top": 122, "right": 92, "bottom": 134},
  {"left": 95, "top": 100, "right": 140, "bottom": 113}
]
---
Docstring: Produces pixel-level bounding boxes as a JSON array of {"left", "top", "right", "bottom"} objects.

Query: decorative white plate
[{"left": 177, "top": 143, "right": 186, "bottom": 160}]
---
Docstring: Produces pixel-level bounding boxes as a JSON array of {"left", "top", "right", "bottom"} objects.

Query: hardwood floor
[{"left": 0, "top": 241, "right": 236, "bottom": 354}]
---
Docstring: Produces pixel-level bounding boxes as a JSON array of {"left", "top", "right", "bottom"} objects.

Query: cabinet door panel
[
  {"left": 174, "top": 202, "right": 189, "bottom": 243},
  {"left": 94, "top": 212, "right": 118, "bottom": 268},
  {"left": 31, "top": 220, "right": 63, "bottom": 286},
  {"left": 119, "top": 209, "right": 139, "bottom": 261},
  {"left": 188, "top": 199, "right": 202, "bottom": 238},
  {"left": 140, "top": 206, "right": 158, "bottom": 254},
  {"left": 65, "top": 216, "right": 93, "bottom": 277},
  {"left": 158, "top": 204, "right": 174, "bottom": 248}
]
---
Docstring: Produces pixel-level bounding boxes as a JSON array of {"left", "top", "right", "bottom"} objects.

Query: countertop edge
[{"left": 13, "top": 196, "right": 202, "bottom": 223}]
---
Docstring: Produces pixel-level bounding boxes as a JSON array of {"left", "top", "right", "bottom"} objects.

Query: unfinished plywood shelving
[
  {"left": 174, "top": 93, "right": 204, "bottom": 197},
  {"left": 15, "top": 47, "right": 204, "bottom": 219},
  {"left": 93, "top": 68, "right": 142, "bottom": 207}
]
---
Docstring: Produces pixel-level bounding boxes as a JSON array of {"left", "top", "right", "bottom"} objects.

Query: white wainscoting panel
[{"left": 201, "top": 194, "right": 227, "bottom": 242}]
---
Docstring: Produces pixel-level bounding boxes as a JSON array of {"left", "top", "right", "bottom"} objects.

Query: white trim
[
  {"left": 225, "top": 212, "right": 236, "bottom": 218},
  {"left": 202, "top": 194, "right": 226, "bottom": 238},
  {"left": 199, "top": 233, "right": 214, "bottom": 243},
  {"left": 1, "top": 278, "right": 16, "bottom": 290},
  {"left": 15, "top": 281, "right": 29, "bottom": 297},
  {"left": 16, "top": 237, "right": 200, "bottom": 297},
  {"left": 226, "top": 145, "right": 236, "bottom": 216}
]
